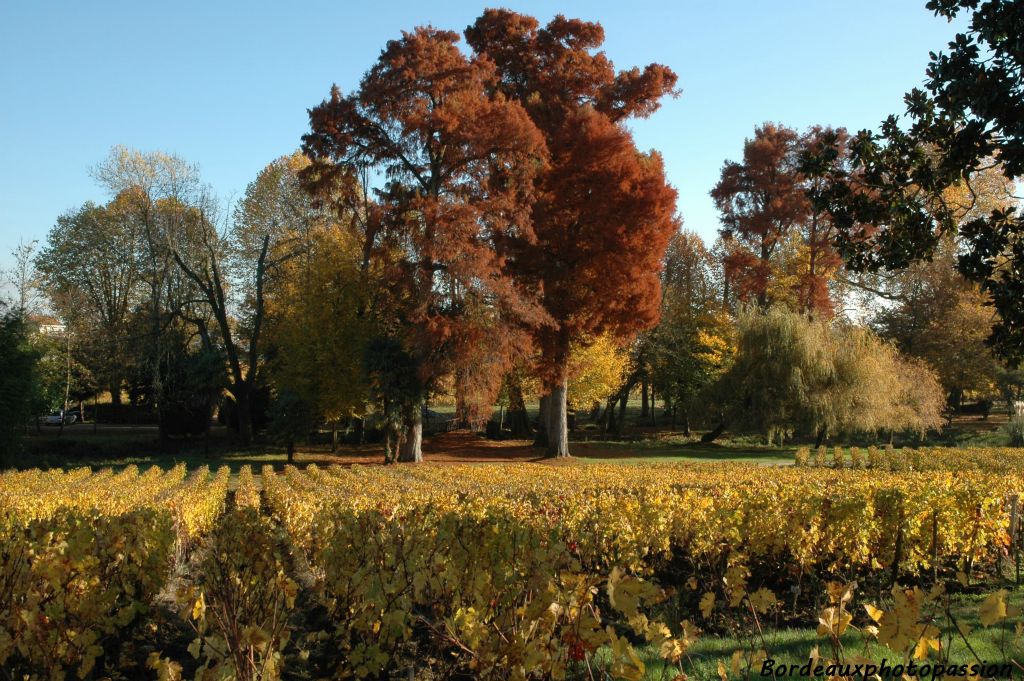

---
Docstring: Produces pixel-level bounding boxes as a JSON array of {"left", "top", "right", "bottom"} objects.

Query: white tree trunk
[
  {"left": 546, "top": 380, "right": 569, "bottom": 458},
  {"left": 399, "top": 407, "right": 423, "bottom": 463}
]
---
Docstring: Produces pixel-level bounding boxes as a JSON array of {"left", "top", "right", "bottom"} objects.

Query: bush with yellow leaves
[
  {"left": 173, "top": 506, "right": 298, "bottom": 681},
  {"left": 260, "top": 460, "right": 1024, "bottom": 679},
  {"left": 0, "top": 464, "right": 229, "bottom": 679}
]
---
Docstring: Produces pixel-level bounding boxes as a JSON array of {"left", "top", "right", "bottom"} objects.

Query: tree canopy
[{"left": 805, "top": 0, "right": 1024, "bottom": 362}]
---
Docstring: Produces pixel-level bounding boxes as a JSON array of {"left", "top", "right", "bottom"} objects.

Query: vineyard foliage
[
  {"left": 2, "top": 451, "right": 1024, "bottom": 678},
  {"left": 0, "top": 464, "right": 229, "bottom": 678}
]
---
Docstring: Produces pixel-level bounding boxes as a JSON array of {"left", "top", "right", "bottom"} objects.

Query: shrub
[
  {"left": 176, "top": 507, "right": 296, "bottom": 681},
  {"left": 1006, "top": 416, "right": 1024, "bottom": 447}
]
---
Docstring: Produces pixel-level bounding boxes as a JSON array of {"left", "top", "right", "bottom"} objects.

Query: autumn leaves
[{"left": 299, "top": 11, "right": 680, "bottom": 458}]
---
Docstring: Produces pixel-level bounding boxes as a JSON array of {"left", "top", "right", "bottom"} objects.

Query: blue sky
[{"left": 0, "top": 1, "right": 968, "bottom": 272}]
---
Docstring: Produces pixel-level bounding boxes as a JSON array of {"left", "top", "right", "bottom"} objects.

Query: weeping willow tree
[{"left": 717, "top": 306, "right": 944, "bottom": 444}]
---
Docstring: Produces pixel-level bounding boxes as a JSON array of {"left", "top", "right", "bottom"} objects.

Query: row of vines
[{"left": 4, "top": 451, "right": 1024, "bottom": 679}]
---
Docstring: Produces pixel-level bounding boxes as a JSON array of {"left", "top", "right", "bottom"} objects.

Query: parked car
[{"left": 43, "top": 409, "right": 79, "bottom": 425}]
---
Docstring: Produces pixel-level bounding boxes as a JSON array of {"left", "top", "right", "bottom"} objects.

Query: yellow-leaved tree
[
  {"left": 566, "top": 335, "right": 629, "bottom": 414},
  {"left": 261, "top": 154, "right": 375, "bottom": 450}
]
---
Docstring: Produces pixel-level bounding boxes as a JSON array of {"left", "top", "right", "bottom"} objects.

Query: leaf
[
  {"left": 730, "top": 650, "right": 743, "bottom": 677},
  {"left": 748, "top": 587, "right": 778, "bottom": 614},
  {"left": 700, "top": 592, "right": 716, "bottom": 618},
  {"left": 191, "top": 592, "right": 206, "bottom": 622},
  {"left": 980, "top": 590, "right": 1008, "bottom": 627},
  {"left": 816, "top": 606, "right": 851, "bottom": 637}
]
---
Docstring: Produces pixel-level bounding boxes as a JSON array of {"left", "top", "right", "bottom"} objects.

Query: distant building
[{"left": 29, "top": 314, "right": 66, "bottom": 336}]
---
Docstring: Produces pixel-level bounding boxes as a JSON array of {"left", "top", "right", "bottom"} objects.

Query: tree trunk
[
  {"left": 331, "top": 421, "right": 339, "bottom": 453},
  {"left": 399, "top": 405, "right": 423, "bottom": 463},
  {"left": 649, "top": 387, "right": 657, "bottom": 426},
  {"left": 351, "top": 416, "right": 364, "bottom": 445},
  {"left": 640, "top": 379, "right": 649, "bottom": 417},
  {"left": 814, "top": 427, "right": 826, "bottom": 449},
  {"left": 454, "top": 392, "right": 469, "bottom": 430},
  {"left": 383, "top": 427, "right": 395, "bottom": 464},
  {"left": 235, "top": 386, "right": 253, "bottom": 445},
  {"left": 109, "top": 376, "right": 122, "bottom": 407},
  {"left": 615, "top": 393, "right": 628, "bottom": 436},
  {"left": 605, "top": 396, "right": 617, "bottom": 434},
  {"left": 701, "top": 421, "right": 727, "bottom": 443},
  {"left": 533, "top": 394, "right": 550, "bottom": 447},
  {"left": 506, "top": 380, "right": 531, "bottom": 437},
  {"left": 287, "top": 439, "right": 295, "bottom": 463},
  {"left": 546, "top": 379, "right": 570, "bottom": 458}
]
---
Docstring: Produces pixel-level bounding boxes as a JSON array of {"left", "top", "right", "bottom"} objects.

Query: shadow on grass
[{"left": 572, "top": 439, "right": 795, "bottom": 463}]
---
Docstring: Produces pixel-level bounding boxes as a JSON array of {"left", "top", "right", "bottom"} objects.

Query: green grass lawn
[{"left": 620, "top": 588, "right": 1024, "bottom": 679}]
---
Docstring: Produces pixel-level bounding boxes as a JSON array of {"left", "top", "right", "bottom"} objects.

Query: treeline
[{"left": 2, "top": 3, "right": 1023, "bottom": 465}]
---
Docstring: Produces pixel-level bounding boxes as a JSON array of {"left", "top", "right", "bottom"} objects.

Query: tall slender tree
[{"left": 466, "top": 10, "right": 680, "bottom": 457}]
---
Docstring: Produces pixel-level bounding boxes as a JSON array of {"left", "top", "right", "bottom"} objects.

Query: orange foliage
[
  {"left": 301, "top": 27, "right": 548, "bottom": 402},
  {"left": 713, "top": 123, "right": 847, "bottom": 318},
  {"left": 467, "top": 11, "right": 680, "bottom": 384}
]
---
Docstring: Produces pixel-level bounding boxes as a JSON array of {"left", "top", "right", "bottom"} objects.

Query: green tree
[
  {"left": 717, "top": 307, "right": 944, "bottom": 445},
  {"left": 159, "top": 341, "right": 226, "bottom": 440},
  {"left": 268, "top": 390, "right": 317, "bottom": 463},
  {"left": 998, "top": 365, "right": 1024, "bottom": 416},
  {"left": 647, "top": 230, "right": 732, "bottom": 434},
  {"left": 264, "top": 192, "right": 373, "bottom": 447},
  {"left": 0, "top": 311, "right": 38, "bottom": 467},
  {"left": 806, "top": 0, "right": 1024, "bottom": 362},
  {"left": 363, "top": 336, "right": 424, "bottom": 464},
  {"left": 36, "top": 198, "right": 143, "bottom": 405}
]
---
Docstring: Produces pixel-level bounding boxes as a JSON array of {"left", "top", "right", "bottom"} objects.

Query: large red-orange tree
[
  {"left": 301, "top": 27, "right": 547, "bottom": 462},
  {"left": 466, "top": 11, "right": 679, "bottom": 457}
]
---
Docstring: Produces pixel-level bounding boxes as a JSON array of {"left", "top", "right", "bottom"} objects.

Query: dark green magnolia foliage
[{"left": 805, "top": 0, "right": 1024, "bottom": 363}]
